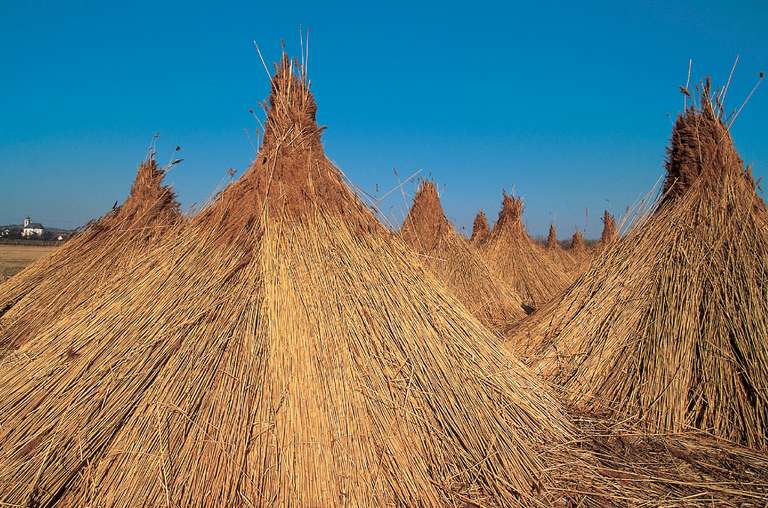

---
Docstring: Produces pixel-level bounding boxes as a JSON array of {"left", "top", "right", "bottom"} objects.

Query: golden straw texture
[
  {"left": 400, "top": 181, "right": 526, "bottom": 330},
  {"left": 0, "top": 53, "right": 603, "bottom": 507},
  {"left": 0, "top": 155, "right": 182, "bottom": 355},
  {"left": 510, "top": 83, "right": 768, "bottom": 448},
  {"left": 482, "top": 194, "right": 571, "bottom": 310}
]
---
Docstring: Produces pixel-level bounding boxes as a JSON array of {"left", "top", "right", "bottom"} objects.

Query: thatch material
[
  {"left": 1, "top": 60, "right": 767, "bottom": 508},
  {"left": 572, "top": 409, "right": 768, "bottom": 505},
  {"left": 593, "top": 210, "right": 619, "bottom": 255},
  {"left": 600, "top": 210, "right": 618, "bottom": 245},
  {"left": 0, "top": 54, "right": 614, "bottom": 507},
  {"left": 545, "top": 223, "right": 578, "bottom": 274},
  {"left": 509, "top": 83, "right": 768, "bottom": 448},
  {"left": 567, "top": 229, "right": 592, "bottom": 265},
  {"left": 481, "top": 194, "right": 570, "bottom": 309},
  {"left": 469, "top": 209, "right": 490, "bottom": 245},
  {"left": 0, "top": 155, "right": 182, "bottom": 354},
  {"left": 400, "top": 181, "right": 526, "bottom": 329},
  {"left": 546, "top": 224, "right": 558, "bottom": 249},
  {"left": 570, "top": 229, "right": 587, "bottom": 250}
]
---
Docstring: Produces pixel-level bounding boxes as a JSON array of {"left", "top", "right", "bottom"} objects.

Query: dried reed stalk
[
  {"left": 481, "top": 194, "right": 571, "bottom": 310},
  {"left": 400, "top": 182, "right": 526, "bottom": 330},
  {"left": 470, "top": 209, "right": 490, "bottom": 245},
  {"left": 509, "top": 81, "right": 768, "bottom": 449},
  {"left": 1, "top": 56, "right": 765, "bottom": 508},
  {"left": 0, "top": 155, "right": 183, "bottom": 355},
  {"left": 0, "top": 52, "right": 610, "bottom": 507},
  {"left": 567, "top": 229, "right": 593, "bottom": 268},
  {"left": 545, "top": 224, "right": 581, "bottom": 276},
  {"left": 600, "top": 210, "right": 618, "bottom": 245}
]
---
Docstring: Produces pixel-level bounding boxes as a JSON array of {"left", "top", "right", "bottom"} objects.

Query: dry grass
[
  {"left": 509, "top": 82, "right": 768, "bottom": 449},
  {"left": 470, "top": 209, "right": 490, "bottom": 245},
  {"left": 400, "top": 181, "right": 527, "bottom": 330},
  {"left": 570, "top": 408, "right": 768, "bottom": 506},
  {"left": 0, "top": 244, "right": 57, "bottom": 278},
  {"left": 481, "top": 194, "right": 571, "bottom": 310},
  {"left": 0, "top": 58, "right": 766, "bottom": 507},
  {"left": 591, "top": 210, "right": 619, "bottom": 256},
  {"left": 0, "top": 52, "right": 609, "bottom": 508},
  {"left": 0, "top": 155, "right": 182, "bottom": 355},
  {"left": 545, "top": 224, "right": 580, "bottom": 275},
  {"left": 567, "top": 229, "right": 593, "bottom": 269},
  {"left": 600, "top": 210, "right": 618, "bottom": 245}
]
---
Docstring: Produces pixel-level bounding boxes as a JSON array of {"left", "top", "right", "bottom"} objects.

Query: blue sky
[{"left": 1, "top": 0, "right": 766, "bottom": 238}]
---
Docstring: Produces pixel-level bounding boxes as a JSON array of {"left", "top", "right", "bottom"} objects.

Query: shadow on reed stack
[
  {"left": 482, "top": 193, "right": 570, "bottom": 310},
  {"left": 0, "top": 154, "right": 182, "bottom": 355},
  {"left": 400, "top": 181, "right": 526, "bottom": 330},
  {"left": 509, "top": 80, "right": 768, "bottom": 448},
  {"left": 0, "top": 52, "right": 621, "bottom": 507}
]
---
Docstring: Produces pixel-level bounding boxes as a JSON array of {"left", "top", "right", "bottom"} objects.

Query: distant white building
[{"left": 21, "top": 217, "right": 44, "bottom": 237}]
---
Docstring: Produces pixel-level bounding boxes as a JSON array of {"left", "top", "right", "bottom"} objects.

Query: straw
[
  {"left": 400, "top": 181, "right": 526, "bottom": 331},
  {"left": 0, "top": 154, "right": 183, "bottom": 355},
  {"left": 510, "top": 81, "right": 768, "bottom": 449},
  {"left": 481, "top": 194, "right": 571, "bottom": 310},
  {"left": 470, "top": 210, "right": 490, "bottom": 245}
]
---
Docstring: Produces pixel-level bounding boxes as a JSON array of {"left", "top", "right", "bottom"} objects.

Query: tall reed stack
[
  {"left": 509, "top": 81, "right": 768, "bottom": 448},
  {"left": 481, "top": 194, "right": 570, "bottom": 309},
  {"left": 470, "top": 209, "right": 490, "bottom": 245},
  {"left": 0, "top": 155, "right": 182, "bottom": 354},
  {"left": 545, "top": 223, "right": 578, "bottom": 274},
  {"left": 568, "top": 229, "right": 591, "bottom": 265},
  {"left": 593, "top": 210, "right": 619, "bottom": 254},
  {"left": 600, "top": 210, "right": 618, "bottom": 245},
  {"left": 400, "top": 181, "right": 526, "bottom": 329},
  {"left": 0, "top": 53, "right": 614, "bottom": 507}
]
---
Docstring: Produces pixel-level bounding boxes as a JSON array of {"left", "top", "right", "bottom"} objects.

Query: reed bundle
[
  {"left": 545, "top": 223, "right": 580, "bottom": 275},
  {"left": 469, "top": 209, "right": 490, "bottom": 245},
  {"left": 400, "top": 182, "right": 526, "bottom": 329},
  {"left": 0, "top": 53, "right": 614, "bottom": 507},
  {"left": 509, "top": 82, "right": 768, "bottom": 448},
  {"left": 567, "top": 229, "right": 592, "bottom": 266},
  {"left": 570, "top": 408, "right": 768, "bottom": 505},
  {"left": 2, "top": 57, "right": 766, "bottom": 507},
  {"left": 481, "top": 194, "right": 571, "bottom": 309},
  {"left": 600, "top": 210, "right": 618, "bottom": 245},
  {"left": 0, "top": 155, "right": 182, "bottom": 354}
]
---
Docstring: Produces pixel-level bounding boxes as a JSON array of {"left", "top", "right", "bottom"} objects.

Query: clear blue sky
[{"left": 1, "top": 0, "right": 766, "bottom": 238}]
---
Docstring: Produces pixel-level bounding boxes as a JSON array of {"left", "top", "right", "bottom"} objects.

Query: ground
[{"left": 0, "top": 244, "right": 57, "bottom": 278}]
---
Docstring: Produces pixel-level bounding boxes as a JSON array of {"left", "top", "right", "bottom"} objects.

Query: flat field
[{"left": 0, "top": 244, "right": 57, "bottom": 278}]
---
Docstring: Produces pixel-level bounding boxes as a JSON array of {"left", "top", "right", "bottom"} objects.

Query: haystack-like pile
[
  {"left": 510, "top": 83, "right": 768, "bottom": 448},
  {"left": 400, "top": 182, "right": 526, "bottom": 329},
  {"left": 567, "top": 229, "right": 591, "bottom": 265},
  {"left": 545, "top": 223, "right": 578, "bottom": 273},
  {"left": 0, "top": 54, "right": 609, "bottom": 507},
  {"left": 469, "top": 209, "right": 490, "bottom": 245},
  {"left": 600, "top": 210, "right": 618, "bottom": 244},
  {"left": 592, "top": 209, "right": 619, "bottom": 255},
  {"left": 570, "top": 229, "right": 587, "bottom": 251},
  {"left": 0, "top": 155, "right": 181, "bottom": 353},
  {"left": 481, "top": 194, "right": 570, "bottom": 309}
]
